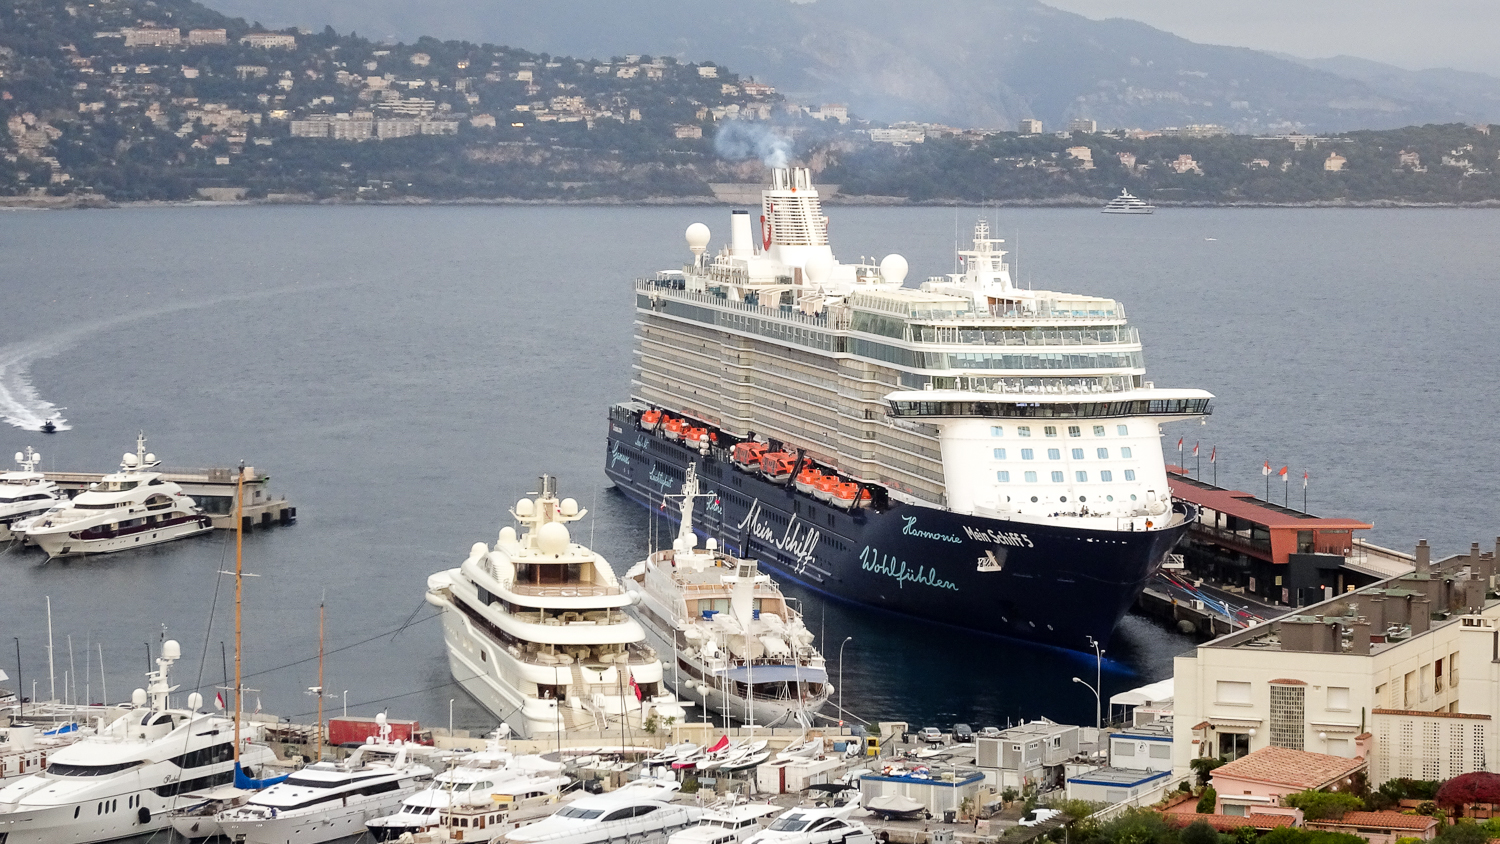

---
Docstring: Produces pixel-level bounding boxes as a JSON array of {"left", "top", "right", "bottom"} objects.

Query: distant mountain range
[{"left": 211, "top": 0, "right": 1500, "bottom": 132}]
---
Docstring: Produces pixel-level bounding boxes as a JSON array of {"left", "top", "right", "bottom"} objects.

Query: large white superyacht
[
  {"left": 625, "top": 464, "right": 830, "bottom": 728},
  {"left": 605, "top": 166, "right": 1212, "bottom": 650},
  {"left": 0, "top": 448, "right": 62, "bottom": 542},
  {"left": 426, "top": 476, "right": 687, "bottom": 737}
]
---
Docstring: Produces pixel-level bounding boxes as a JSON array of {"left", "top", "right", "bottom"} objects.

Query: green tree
[
  {"left": 1180, "top": 820, "right": 1221, "bottom": 844},
  {"left": 1197, "top": 786, "right": 1218, "bottom": 814},
  {"left": 1191, "top": 757, "right": 1227, "bottom": 788},
  {"left": 1283, "top": 790, "right": 1366, "bottom": 820}
]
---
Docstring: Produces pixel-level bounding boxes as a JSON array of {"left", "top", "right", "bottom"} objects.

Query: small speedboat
[
  {"left": 39, "top": 420, "right": 56, "bottom": 434},
  {"left": 775, "top": 737, "right": 824, "bottom": 761},
  {"left": 866, "top": 794, "right": 925, "bottom": 820}
]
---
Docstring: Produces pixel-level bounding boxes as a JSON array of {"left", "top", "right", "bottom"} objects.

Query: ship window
[
  {"left": 1124, "top": 470, "right": 1137, "bottom": 481},
  {"left": 1047, "top": 449, "right": 1060, "bottom": 460},
  {"left": 993, "top": 448, "right": 1006, "bottom": 460},
  {"left": 1021, "top": 449, "right": 1034, "bottom": 460},
  {"left": 1024, "top": 471, "right": 1037, "bottom": 483},
  {"left": 1017, "top": 426, "right": 1031, "bottom": 437},
  {"left": 1101, "top": 471, "right": 1113, "bottom": 482},
  {"left": 1117, "top": 425, "right": 1129, "bottom": 435},
  {"left": 1044, "top": 426, "right": 1057, "bottom": 437},
  {"left": 1121, "top": 447, "right": 1133, "bottom": 458},
  {"left": 1097, "top": 448, "right": 1109, "bottom": 459},
  {"left": 997, "top": 471, "right": 1010, "bottom": 483},
  {"left": 1071, "top": 449, "right": 1084, "bottom": 459},
  {"left": 1051, "top": 471, "right": 1064, "bottom": 483},
  {"left": 1076, "top": 471, "right": 1088, "bottom": 482},
  {"left": 1130, "top": 494, "right": 1138, "bottom": 500},
  {"left": 990, "top": 426, "right": 1003, "bottom": 436},
  {"left": 1068, "top": 426, "right": 1081, "bottom": 437},
  {"left": 1094, "top": 426, "right": 1106, "bottom": 436}
]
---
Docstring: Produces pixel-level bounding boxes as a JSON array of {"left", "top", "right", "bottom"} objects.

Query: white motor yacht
[
  {"left": 0, "top": 640, "right": 278, "bottom": 844},
  {"left": 668, "top": 801, "right": 779, "bottom": 844},
  {"left": 1101, "top": 188, "right": 1155, "bottom": 214},
  {"left": 0, "top": 448, "right": 62, "bottom": 542},
  {"left": 742, "top": 806, "right": 876, "bottom": 844},
  {"left": 15, "top": 433, "right": 211, "bottom": 558},
  {"left": 492, "top": 780, "right": 699, "bottom": 844},
  {"left": 0, "top": 721, "right": 91, "bottom": 785},
  {"left": 366, "top": 735, "right": 569, "bottom": 841},
  {"left": 626, "top": 465, "right": 830, "bottom": 730},
  {"left": 425, "top": 475, "right": 687, "bottom": 738},
  {"left": 215, "top": 715, "right": 435, "bottom": 844}
]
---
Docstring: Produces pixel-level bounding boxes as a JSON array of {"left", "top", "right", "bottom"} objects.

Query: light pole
[
  {"left": 342, "top": 690, "right": 347, "bottom": 718},
  {"left": 1085, "top": 635, "right": 1104, "bottom": 727},
  {"left": 448, "top": 698, "right": 455, "bottom": 739},
  {"left": 837, "top": 637, "right": 853, "bottom": 726},
  {"left": 1071, "top": 677, "right": 1100, "bottom": 730}
]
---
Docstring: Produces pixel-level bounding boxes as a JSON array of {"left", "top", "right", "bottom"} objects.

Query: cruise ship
[{"left": 604, "top": 166, "right": 1212, "bottom": 650}]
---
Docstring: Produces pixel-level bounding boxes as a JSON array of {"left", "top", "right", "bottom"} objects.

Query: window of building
[
  {"left": 1024, "top": 471, "right": 1037, "bottom": 483},
  {"left": 1121, "top": 447, "right": 1133, "bottom": 458},
  {"left": 1021, "top": 448, "right": 1034, "bottom": 460},
  {"left": 1044, "top": 426, "right": 1058, "bottom": 437},
  {"left": 1068, "top": 426, "right": 1081, "bottom": 437},
  {"left": 1093, "top": 425, "right": 1106, "bottom": 436},
  {"left": 1124, "top": 470, "right": 1136, "bottom": 481},
  {"left": 1051, "top": 471, "right": 1064, "bottom": 482},
  {"left": 990, "top": 426, "right": 1003, "bottom": 436},
  {"left": 997, "top": 471, "right": 1010, "bottom": 482},
  {"left": 993, "top": 448, "right": 1006, "bottom": 460},
  {"left": 1221, "top": 804, "right": 1248, "bottom": 818},
  {"left": 1217, "top": 732, "right": 1249, "bottom": 760},
  {"left": 1047, "top": 448, "right": 1061, "bottom": 460},
  {"left": 1269, "top": 683, "right": 1306, "bottom": 750},
  {"left": 1076, "top": 471, "right": 1088, "bottom": 482},
  {"left": 1100, "top": 470, "right": 1113, "bottom": 482},
  {"left": 1017, "top": 426, "right": 1031, "bottom": 437},
  {"left": 1216, "top": 680, "right": 1252, "bottom": 704},
  {"left": 1097, "top": 448, "right": 1109, "bottom": 459},
  {"left": 1112, "top": 741, "right": 1135, "bottom": 757},
  {"left": 1149, "top": 744, "right": 1171, "bottom": 759},
  {"left": 1327, "top": 686, "right": 1350, "bottom": 711},
  {"left": 1072, "top": 448, "right": 1085, "bottom": 459},
  {"left": 1117, "top": 425, "right": 1129, "bottom": 435}
]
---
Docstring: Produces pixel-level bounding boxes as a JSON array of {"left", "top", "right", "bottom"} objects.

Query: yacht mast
[
  {"left": 233, "top": 462, "right": 244, "bottom": 763},
  {"left": 316, "top": 601, "right": 325, "bottom": 763}
]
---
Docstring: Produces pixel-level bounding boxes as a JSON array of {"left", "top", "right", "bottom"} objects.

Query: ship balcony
[
  {"left": 507, "top": 584, "right": 623, "bottom": 599},
  {"left": 887, "top": 396, "right": 1212, "bottom": 420},
  {"left": 503, "top": 640, "right": 658, "bottom": 669}
]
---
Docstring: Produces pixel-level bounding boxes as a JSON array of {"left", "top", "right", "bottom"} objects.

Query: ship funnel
[{"left": 730, "top": 210, "right": 753, "bottom": 257}]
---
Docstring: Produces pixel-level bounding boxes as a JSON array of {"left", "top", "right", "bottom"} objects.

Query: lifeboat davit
[
  {"left": 732, "top": 442, "right": 767, "bottom": 470},
  {"left": 813, "top": 474, "right": 839, "bottom": 503},
  {"left": 794, "top": 467, "right": 822, "bottom": 496},
  {"left": 831, "top": 482, "right": 867, "bottom": 508},
  {"left": 641, "top": 409, "right": 662, "bottom": 427},
  {"left": 760, "top": 452, "right": 796, "bottom": 482}
]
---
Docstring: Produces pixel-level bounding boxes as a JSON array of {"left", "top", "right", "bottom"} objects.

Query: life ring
[
  {"left": 1145, "top": 519, "right": 1153, "bottom": 529},
  {"left": 760, "top": 215, "right": 772, "bottom": 250}
]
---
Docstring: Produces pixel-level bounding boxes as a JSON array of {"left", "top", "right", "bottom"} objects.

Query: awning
[
  {"left": 1110, "top": 678, "right": 1174, "bottom": 708},
  {"left": 719, "top": 664, "right": 828, "bottom": 684}
]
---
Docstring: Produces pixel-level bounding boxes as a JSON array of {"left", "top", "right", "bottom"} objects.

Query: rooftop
[
  {"left": 1162, "top": 813, "right": 1296, "bottom": 831},
  {"left": 1309, "top": 811, "right": 1439, "bottom": 831},
  {"left": 1211, "top": 746, "right": 1366, "bottom": 791},
  {"left": 1167, "top": 472, "right": 1371, "bottom": 531},
  {"left": 1067, "top": 767, "right": 1170, "bottom": 787}
]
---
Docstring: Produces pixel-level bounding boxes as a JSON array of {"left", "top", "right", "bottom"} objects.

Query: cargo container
[{"left": 326, "top": 715, "right": 431, "bottom": 747}]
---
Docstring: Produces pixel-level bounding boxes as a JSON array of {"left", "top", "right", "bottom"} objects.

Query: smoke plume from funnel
[{"left": 714, "top": 122, "right": 793, "bottom": 168}]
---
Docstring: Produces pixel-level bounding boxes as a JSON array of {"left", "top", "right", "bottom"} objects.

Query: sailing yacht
[
  {"left": 626, "top": 465, "right": 830, "bottom": 729},
  {"left": 15, "top": 432, "right": 211, "bottom": 558},
  {"left": 425, "top": 475, "right": 687, "bottom": 737},
  {"left": 0, "top": 448, "right": 62, "bottom": 541},
  {"left": 0, "top": 641, "right": 278, "bottom": 844}
]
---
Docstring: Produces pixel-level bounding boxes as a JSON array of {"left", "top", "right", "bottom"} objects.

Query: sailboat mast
[
  {"left": 316, "top": 602, "right": 325, "bottom": 763},
  {"left": 234, "top": 463, "right": 244, "bottom": 762}
]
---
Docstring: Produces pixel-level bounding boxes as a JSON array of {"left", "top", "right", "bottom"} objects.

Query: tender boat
[
  {"left": 425, "top": 475, "right": 686, "bottom": 738},
  {"left": 0, "top": 447, "right": 62, "bottom": 542},
  {"left": 626, "top": 464, "right": 831, "bottom": 730},
  {"left": 742, "top": 805, "right": 875, "bottom": 844},
  {"left": 39, "top": 420, "right": 56, "bottom": 434},
  {"left": 1101, "top": 189, "right": 1155, "bottom": 214},
  {"left": 14, "top": 432, "right": 212, "bottom": 558},
  {"left": 215, "top": 715, "right": 435, "bottom": 844},
  {"left": 668, "top": 801, "right": 780, "bottom": 844},
  {"left": 492, "top": 780, "right": 700, "bottom": 844},
  {"left": 0, "top": 640, "right": 278, "bottom": 844}
]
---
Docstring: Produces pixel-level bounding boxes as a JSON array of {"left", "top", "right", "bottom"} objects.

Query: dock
[{"left": 42, "top": 466, "right": 296, "bottom": 531}]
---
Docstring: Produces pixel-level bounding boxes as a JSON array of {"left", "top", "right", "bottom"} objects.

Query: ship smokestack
[{"left": 731, "top": 210, "right": 753, "bottom": 257}]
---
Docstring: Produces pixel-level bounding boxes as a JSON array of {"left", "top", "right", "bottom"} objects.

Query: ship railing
[
  {"left": 911, "top": 327, "right": 1141, "bottom": 347},
  {"left": 508, "top": 584, "right": 622, "bottom": 598},
  {"left": 636, "top": 278, "right": 831, "bottom": 329}
]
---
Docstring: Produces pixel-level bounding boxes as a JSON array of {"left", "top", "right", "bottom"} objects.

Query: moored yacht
[
  {"left": 0, "top": 448, "right": 62, "bottom": 542},
  {"left": 492, "top": 780, "right": 699, "bottom": 844},
  {"left": 1101, "top": 189, "right": 1154, "bottom": 214},
  {"left": 0, "top": 721, "right": 91, "bottom": 786},
  {"left": 626, "top": 465, "right": 830, "bottom": 729},
  {"left": 215, "top": 715, "right": 435, "bottom": 844},
  {"left": 0, "top": 640, "right": 278, "bottom": 844},
  {"left": 14, "top": 432, "right": 211, "bottom": 558},
  {"left": 425, "top": 475, "right": 687, "bottom": 738},
  {"left": 742, "top": 805, "right": 876, "bottom": 844}
]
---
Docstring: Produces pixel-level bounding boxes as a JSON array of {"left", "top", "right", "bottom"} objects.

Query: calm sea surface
[{"left": 2, "top": 204, "right": 1497, "bottom": 747}]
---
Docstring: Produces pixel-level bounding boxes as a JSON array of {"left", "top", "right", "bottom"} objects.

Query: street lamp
[
  {"left": 342, "top": 690, "right": 347, "bottom": 718},
  {"left": 837, "top": 637, "right": 853, "bottom": 726},
  {"left": 1072, "top": 677, "right": 1100, "bottom": 730},
  {"left": 1085, "top": 635, "right": 1105, "bottom": 726}
]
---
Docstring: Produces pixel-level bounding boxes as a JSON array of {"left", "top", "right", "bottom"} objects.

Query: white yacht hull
[
  {"left": 28, "top": 517, "right": 211, "bottom": 558},
  {"left": 640, "top": 623, "right": 828, "bottom": 730},
  {"left": 218, "top": 788, "right": 416, "bottom": 844},
  {"left": 0, "top": 793, "right": 171, "bottom": 844},
  {"left": 170, "top": 814, "right": 223, "bottom": 840}
]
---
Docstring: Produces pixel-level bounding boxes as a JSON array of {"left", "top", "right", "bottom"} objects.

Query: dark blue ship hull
[{"left": 605, "top": 405, "right": 1191, "bottom": 651}]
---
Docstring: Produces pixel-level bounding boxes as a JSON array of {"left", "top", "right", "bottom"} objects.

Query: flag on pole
[
  {"left": 1209, "top": 446, "right": 1216, "bottom": 463},
  {"left": 629, "top": 675, "right": 642, "bottom": 701},
  {"left": 1262, "top": 461, "right": 1271, "bottom": 476},
  {"left": 214, "top": 692, "right": 225, "bottom": 710},
  {"left": 255, "top": 697, "right": 262, "bottom": 714},
  {"left": 1303, "top": 471, "right": 1309, "bottom": 489},
  {"left": 1279, "top": 466, "right": 1289, "bottom": 481},
  {"left": 1177, "top": 437, "right": 1184, "bottom": 449},
  {"left": 1192, "top": 443, "right": 1199, "bottom": 457}
]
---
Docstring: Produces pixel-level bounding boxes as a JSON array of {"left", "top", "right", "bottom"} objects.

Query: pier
[{"left": 41, "top": 466, "right": 296, "bottom": 531}]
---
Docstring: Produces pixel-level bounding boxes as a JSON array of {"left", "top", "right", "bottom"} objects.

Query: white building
[
  {"left": 1018, "top": 118, "right": 1042, "bottom": 135},
  {"left": 122, "top": 27, "right": 181, "bottom": 48},
  {"left": 975, "top": 719, "right": 1081, "bottom": 791},
  {"left": 240, "top": 32, "right": 296, "bottom": 49},
  {"left": 187, "top": 29, "right": 227, "bottom": 45},
  {"left": 1173, "top": 539, "right": 1500, "bottom": 786}
]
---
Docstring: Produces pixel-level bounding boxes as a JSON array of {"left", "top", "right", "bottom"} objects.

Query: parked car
[
  {"left": 978, "top": 727, "right": 1002, "bottom": 739},
  {"left": 919, "top": 727, "right": 944, "bottom": 744},
  {"left": 952, "top": 723, "right": 973, "bottom": 742}
]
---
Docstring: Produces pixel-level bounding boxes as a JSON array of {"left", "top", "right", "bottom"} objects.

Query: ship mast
[
  {"left": 316, "top": 601, "right": 325, "bottom": 763},
  {"left": 233, "top": 462, "right": 244, "bottom": 764}
]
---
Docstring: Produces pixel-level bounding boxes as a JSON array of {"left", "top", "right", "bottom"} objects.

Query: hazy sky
[{"left": 1043, "top": 0, "right": 1500, "bottom": 75}]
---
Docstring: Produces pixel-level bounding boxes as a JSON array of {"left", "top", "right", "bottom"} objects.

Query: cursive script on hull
[
  {"left": 735, "top": 499, "right": 821, "bottom": 574},
  {"left": 859, "top": 545, "right": 960, "bottom": 591}
]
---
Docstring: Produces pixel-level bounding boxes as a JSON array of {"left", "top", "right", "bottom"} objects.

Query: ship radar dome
[
  {"left": 131, "top": 688, "right": 147, "bottom": 706},
  {"left": 187, "top": 692, "right": 203, "bottom": 710},
  {"left": 880, "top": 254, "right": 909, "bottom": 286},
  {"left": 804, "top": 254, "right": 834, "bottom": 286},
  {"left": 536, "top": 520, "right": 570, "bottom": 555},
  {"left": 560, "top": 497, "right": 579, "bottom": 517},
  {"left": 686, "top": 223, "right": 711, "bottom": 255},
  {"left": 123, "top": 453, "right": 139, "bottom": 467},
  {"left": 515, "top": 498, "right": 535, "bottom": 517},
  {"left": 13, "top": 452, "right": 21, "bottom": 463},
  {"left": 498, "top": 526, "right": 517, "bottom": 546},
  {"left": 162, "top": 640, "right": 181, "bottom": 660}
]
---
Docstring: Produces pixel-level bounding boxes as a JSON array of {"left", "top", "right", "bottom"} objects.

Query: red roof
[
  {"left": 1166, "top": 473, "right": 1371, "bottom": 531},
  {"left": 1212, "top": 746, "right": 1367, "bottom": 790},
  {"left": 1163, "top": 813, "right": 1296, "bottom": 831},
  {"left": 1310, "top": 812, "right": 1438, "bottom": 831}
]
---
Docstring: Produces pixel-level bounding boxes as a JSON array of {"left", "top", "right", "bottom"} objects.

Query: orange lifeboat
[
  {"left": 813, "top": 474, "right": 839, "bottom": 503},
  {"left": 685, "top": 427, "right": 709, "bottom": 449},
  {"left": 732, "top": 442, "right": 767, "bottom": 470},
  {"left": 663, "top": 417, "right": 685, "bottom": 441},
  {"left": 830, "top": 482, "right": 861, "bottom": 508},
  {"left": 641, "top": 409, "right": 662, "bottom": 427},
  {"left": 760, "top": 452, "right": 797, "bottom": 482},
  {"left": 794, "top": 467, "right": 823, "bottom": 496}
]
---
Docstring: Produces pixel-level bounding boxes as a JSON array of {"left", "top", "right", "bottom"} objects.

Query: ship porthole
[
  {"left": 1078, "top": 496, "right": 1086, "bottom": 502},
  {"left": 1030, "top": 496, "right": 1038, "bottom": 503},
  {"left": 1130, "top": 494, "right": 1138, "bottom": 501},
  {"left": 1059, "top": 496, "right": 1067, "bottom": 503},
  {"left": 1107, "top": 495, "right": 1114, "bottom": 501}
]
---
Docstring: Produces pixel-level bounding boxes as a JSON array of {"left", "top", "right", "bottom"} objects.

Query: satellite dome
[
  {"left": 515, "top": 498, "right": 535, "bottom": 517},
  {"left": 470, "top": 541, "right": 489, "bottom": 559},
  {"left": 804, "top": 254, "right": 834, "bottom": 285},
  {"left": 685, "top": 223, "right": 711, "bottom": 255},
  {"left": 536, "top": 521, "right": 570, "bottom": 555},
  {"left": 376, "top": 712, "right": 387, "bottom": 726},
  {"left": 145, "top": 453, "right": 156, "bottom": 464},
  {"left": 560, "top": 497, "right": 579, "bottom": 517},
  {"left": 13, "top": 452, "right": 22, "bottom": 463},
  {"left": 498, "top": 526, "right": 518, "bottom": 547},
  {"left": 880, "top": 254, "right": 909, "bottom": 286},
  {"left": 123, "top": 453, "right": 139, "bottom": 467},
  {"left": 162, "top": 640, "right": 181, "bottom": 660},
  {"left": 131, "top": 688, "right": 147, "bottom": 707},
  {"left": 187, "top": 692, "right": 203, "bottom": 710}
]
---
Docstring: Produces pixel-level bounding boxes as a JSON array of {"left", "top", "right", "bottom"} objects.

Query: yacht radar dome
[
  {"left": 560, "top": 497, "right": 579, "bottom": 516},
  {"left": 187, "top": 692, "right": 203, "bottom": 710},
  {"left": 880, "top": 253, "right": 909, "bottom": 285},
  {"left": 514, "top": 498, "right": 535, "bottom": 517},
  {"left": 685, "top": 223, "right": 711, "bottom": 257},
  {"left": 536, "top": 520, "right": 570, "bottom": 555},
  {"left": 123, "top": 453, "right": 139, "bottom": 467},
  {"left": 131, "top": 688, "right": 147, "bottom": 706},
  {"left": 162, "top": 640, "right": 181, "bottom": 660}
]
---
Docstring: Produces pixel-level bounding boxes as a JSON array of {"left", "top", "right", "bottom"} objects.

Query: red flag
[
  {"left": 1209, "top": 446, "right": 1216, "bottom": 463},
  {"left": 214, "top": 692, "right": 225, "bottom": 710},
  {"left": 1262, "top": 461, "right": 1271, "bottom": 476},
  {"left": 629, "top": 675, "right": 642, "bottom": 701},
  {"left": 1278, "top": 466, "right": 1289, "bottom": 479},
  {"left": 1303, "top": 471, "right": 1309, "bottom": 489},
  {"left": 1192, "top": 442, "right": 1199, "bottom": 457},
  {"left": 1177, "top": 437, "right": 1183, "bottom": 448}
]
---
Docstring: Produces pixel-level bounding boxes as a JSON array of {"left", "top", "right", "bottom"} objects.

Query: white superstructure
[
  {"left": 0, "top": 447, "right": 61, "bottom": 541},
  {"left": 626, "top": 465, "right": 830, "bottom": 729},
  {"left": 1102, "top": 189, "right": 1155, "bottom": 214},
  {"left": 426, "top": 476, "right": 687, "bottom": 737},
  {"left": 742, "top": 805, "right": 876, "bottom": 844},
  {"left": 13, "top": 432, "right": 211, "bottom": 558},
  {"left": 492, "top": 780, "right": 700, "bottom": 844},
  {"left": 0, "top": 641, "right": 278, "bottom": 844}
]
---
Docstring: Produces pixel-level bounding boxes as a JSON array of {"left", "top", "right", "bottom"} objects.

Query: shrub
[
  {"left": 1283, "top": 790, "right": 1366, "bottom": 820},
  {"left": 1197, "top": 786, "right": 1218, "bottom": 814},
  {"left": 1180, "top": 820, "right": 1220, "bottom": 844}
]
